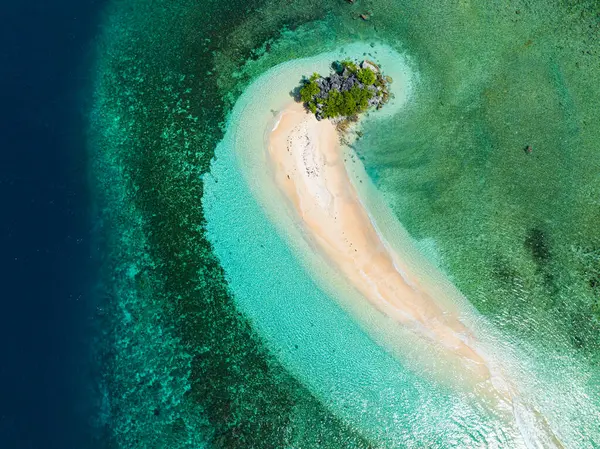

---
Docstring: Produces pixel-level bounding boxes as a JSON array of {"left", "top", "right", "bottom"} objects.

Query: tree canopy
[{"left": 298, "top": 60, "right": 387, "bottom": 120}]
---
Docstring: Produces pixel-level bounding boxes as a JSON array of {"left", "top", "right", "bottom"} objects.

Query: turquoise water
[
  {"left": 202, "top": 44, "right": 514, "bottom": 447},
  {"left": 204, "top": 42, "right": 599, "bottom": 446},
  {"left": 90, "top": 0, "right": 600, "bottom": 447}
]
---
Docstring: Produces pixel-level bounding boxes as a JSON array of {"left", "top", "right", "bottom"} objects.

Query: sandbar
[
  {"left": 265, "top": 102, "right": 563, "bottom": 448},
  {"left": 268, "top": 102, "right": 492, "bottom": 382}
]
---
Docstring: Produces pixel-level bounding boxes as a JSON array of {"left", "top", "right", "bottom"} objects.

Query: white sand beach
[
  {"left": 265, "top": 102, "right": 563, "bottom": 449},
  {"left": 268, "top": 102, "right": 493, "bottom": 384},
  {"left": 203, "top": 44, "right": 565, "bottom": 447}
]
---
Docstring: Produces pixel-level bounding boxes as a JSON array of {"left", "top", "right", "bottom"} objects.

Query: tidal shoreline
[
  {"left": 203, "top": 43, "right": 566, "bottom": 447},
  {"left": 265, "top": 100, "right": 563, "bottom": 448},
  {"left": 267, "top": 102, "right": 492, "bottom": 383}
]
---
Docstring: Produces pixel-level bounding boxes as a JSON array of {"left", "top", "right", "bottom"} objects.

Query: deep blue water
[{"left": 1, "top": 1, "right": 106, "bottom": 448}]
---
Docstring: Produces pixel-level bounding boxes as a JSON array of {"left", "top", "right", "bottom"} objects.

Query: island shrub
[
  {"left": 297, "top": 59, "right": 389, "bottom": 120},
  {"left": 340, "top": 59, "right": 359, "bottom": 74},
  {"left": 357, "top": 67, "right": 376, "bottom": 85},
  {"left": 319, "top": 86, "right": 373, "bottom": 118},
  {"left": 299, "top": 80, "right": 320, "bottom": 103}
]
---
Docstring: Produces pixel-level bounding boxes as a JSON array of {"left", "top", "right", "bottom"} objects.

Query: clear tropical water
[{"left": 87, "top": 0, "right": 600, "bottom": 447}]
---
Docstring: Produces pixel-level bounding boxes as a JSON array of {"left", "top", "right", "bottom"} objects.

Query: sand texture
[{"left": 266, "top": 102, "right": 563, "bottom": 449}]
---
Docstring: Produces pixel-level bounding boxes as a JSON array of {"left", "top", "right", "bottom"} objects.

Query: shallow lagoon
[{"left": 91, "top": 0, "right": 600, "bottom": 447}]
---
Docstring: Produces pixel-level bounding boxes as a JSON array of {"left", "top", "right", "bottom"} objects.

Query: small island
[{"left": 297, "top": 59, "right": 391, "bottom": 121}]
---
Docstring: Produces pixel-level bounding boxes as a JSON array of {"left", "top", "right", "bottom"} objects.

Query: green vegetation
[
  {"left": 357, "top": 67, "right": 376, "bottom": 85},
  {"left": 298, "top": 59, "right": 389, "bottom": 120},
  {"left": 300, "top": 80, "right": 320, "bottom": 103},
  {"left": 320, "top": 86, "right": 373, "bottom": 118},
  {"left": 340, "top": 59, "right": 359, "bottom": 73}
]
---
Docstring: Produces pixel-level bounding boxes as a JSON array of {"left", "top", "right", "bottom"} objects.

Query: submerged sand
[
  {"left": 265, "top": 102, "right": 563, "bottom": 448},
  {"left": 268, "top": 103, "right": 492, "bottom": 384},
  {"left": 202, "top": 43, "right": 564, "bottom": 445}
]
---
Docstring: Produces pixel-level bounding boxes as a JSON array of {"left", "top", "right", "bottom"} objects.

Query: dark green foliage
[
  {"left": 357, "top": 67, "right": 376, "bottom": 85},
  {"left": 320, "top": 86, "right": 373, "bottom": 118},
  {"left": 340, "top": 59, "right": 358, "bottom": 73},
  {"left": 300, "top": 80, "right": 320, "bottom": 102},
  {"left": 299, "top": 59, "right": 385, "bottom": 119}
]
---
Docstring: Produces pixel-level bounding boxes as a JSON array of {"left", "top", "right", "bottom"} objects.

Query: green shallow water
[
  {"left": 89, "top": 0, "right": 600, "bottom": 447},
  {"left": 202, "top": 43, "right": 520, "bottom": 447}
]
